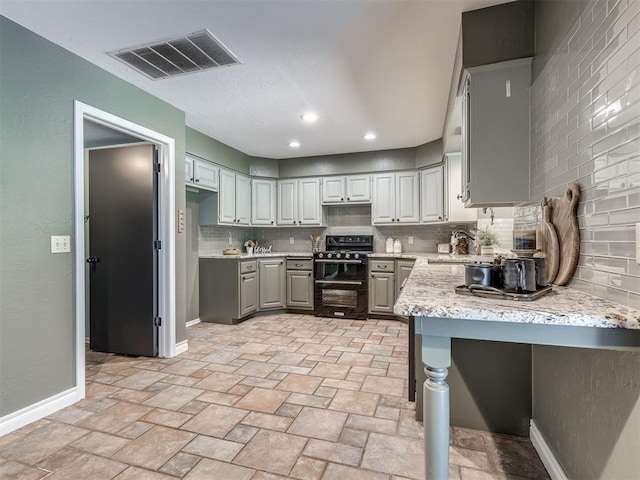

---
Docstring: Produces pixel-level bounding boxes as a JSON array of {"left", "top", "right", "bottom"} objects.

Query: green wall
[
  {"left": 0, "top": 16, "right": 187, "bottom": 416},
  {"left": 186, "top": 127, "right": 252, "bottom": 174}
]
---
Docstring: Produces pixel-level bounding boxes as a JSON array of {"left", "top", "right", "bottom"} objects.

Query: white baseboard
[
  {"left": 530, "top": 420, "right": 568, "bottom": 480},
  {"left": 175, "top": 340, "right": 189, "bottom": 355},
  {"left": 0, "top": 387, "right": 79, "bottom": 436},
  {"left": 186, "top": 318, "right": 200, "bottom": 327}
]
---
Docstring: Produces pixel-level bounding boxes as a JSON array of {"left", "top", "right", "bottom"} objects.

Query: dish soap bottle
[
  {"left": 385, "top": 237, "right": 394, "bottom": 253},
  {"left": 393, "top": 238, "right": 402, "bottom": 254}
]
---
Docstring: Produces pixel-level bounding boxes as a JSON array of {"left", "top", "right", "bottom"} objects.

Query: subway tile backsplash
[
  {"left": 516, "top": 0, "right": 640, "bottom": 308},
  {"left": 199, "top": 204, "right": 476, "bottom": 255}
]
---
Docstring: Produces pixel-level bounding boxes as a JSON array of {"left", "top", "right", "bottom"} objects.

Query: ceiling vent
[{"left": 108, "top": 29, "right": 240, "bottom": 80}]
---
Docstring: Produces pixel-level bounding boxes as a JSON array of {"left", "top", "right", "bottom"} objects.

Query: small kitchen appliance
[{"left": 313, "top": 235, "right": 373, "bottom": 320}]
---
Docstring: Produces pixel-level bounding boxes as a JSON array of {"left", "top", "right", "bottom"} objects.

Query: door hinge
[
  {"left": 154, "top": 316, "right": 162, "bottom": 327},
  {"left": 154, "top": 162, "right": 161, "bottom": 173},
  {"left": 154, "top": 240, "right": 162, "bottom": 250}
]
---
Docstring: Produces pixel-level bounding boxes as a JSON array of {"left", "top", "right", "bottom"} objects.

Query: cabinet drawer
[
  {"left": 240, "top": 260, "right": 257, "bottom": 274},
  {"left": 369, "top": 260, "right": 395, "bottom": 272},
  {"left": 286, "top": 259, "right": 313, "bottom": 271}
]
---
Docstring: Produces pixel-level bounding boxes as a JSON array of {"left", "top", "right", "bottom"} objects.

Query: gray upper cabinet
[
  {"left": 461, "top": 58, "right": 531, "bottom": 207},
  {"left": 372, "top": 171, "right": 420, "bottom": 224},
  {"left": 251, "top": 178, "right": 277, "bottom": 226},
  {"left": 444, "top": 153, "right": 477, "bottom": 223},
  {"left": 186, "top": 155, "right": 218, "bottom": 192},
  {"left": 218, "top": 168, "right": 250, "bottom": 226},
  {"left": 258, "top": 258, "right": 285, "bottom": 310},
  {"left": 277, "top": 178, "right": 323, "bottom": 226},
  {"left": 420, "top": 166, "right": 444, "bottom": 223},
  {"left": 322, "top": 175, "right": 371, "bottom": 204}
]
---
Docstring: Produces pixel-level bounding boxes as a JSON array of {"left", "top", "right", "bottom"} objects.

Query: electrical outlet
[
  {"left": 636, "top": 223, "right": 640, "bottom": 265},
  {"left": 408, "top": 236, "right": 414, "bottom": 245},
  {"left": 178, "top": 209, "right": 185, "bottom": 233},
  {"left": 289, "top": 236, "right": 295, "bottom": 245},
  {"left": 51, "top": 235, "right": 71, "bottom": 253}
]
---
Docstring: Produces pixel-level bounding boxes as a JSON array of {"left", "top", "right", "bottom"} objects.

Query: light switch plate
[
  {"left": 636, "top": 223, "right": 640, "bottom": 265},
  {"left": 51, "top": 235, "right": 71, "bottom": 253}
]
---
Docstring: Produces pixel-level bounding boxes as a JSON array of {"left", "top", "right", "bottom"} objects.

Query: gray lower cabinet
[
  {"left": 240, "top": 271, "right": 258, "bottom": 316},
  {"left": 258, "top": 258, "right": 285, "bottom": 310},
  {"left": 286, "top": 258, "right": 313, "bottom": 310},
  {"left": 396, "top": 260, "right": 416, "bottom": 298},
  {"left": 369, "top": 258, "right": 415, "bottom": 316},
  {"left": 199, "top": 258, "right": 257, "bottom": 324},
  {"left": 369, "top": 271, "right": 395, "bottom": 314}
]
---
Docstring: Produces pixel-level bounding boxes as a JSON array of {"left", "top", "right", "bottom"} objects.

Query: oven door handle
[
  {"left": 314, "top": 259, "right": 364, "bottom": 264},
  {"left": 315, "top": 280, "right": 364, "bottom": 286}
]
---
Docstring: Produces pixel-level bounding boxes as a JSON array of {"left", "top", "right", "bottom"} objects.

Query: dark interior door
[{"left": 88, "top": 144, "right": 158, "bottom": 356}]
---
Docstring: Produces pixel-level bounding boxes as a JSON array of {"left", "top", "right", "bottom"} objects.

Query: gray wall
[
  {"left": 415, "top": 139, "right": 443, "bottom": 168},
  {"left": 0, "top": 16, "right": 187, "bottom": 417},
  {"left": 186, "top": 127, "right": 251, "bottom": 174},
  {"left": 516, "top": 1, "right": 640, "bottom": 477},
  {"left": 278, "top": 148, "right": 417, "bottom": 178},
  {"left": 461, "top": 0, "right": 535, "bottom": 68}
]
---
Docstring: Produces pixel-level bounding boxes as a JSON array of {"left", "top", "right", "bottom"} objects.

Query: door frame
[{"left": 73, "top": 101, "right": 176, "bottom": 400}]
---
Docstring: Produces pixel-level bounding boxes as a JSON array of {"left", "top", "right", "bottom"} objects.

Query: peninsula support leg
[{"left": 422, "top": 335, "right": 452, "bottom": 480}]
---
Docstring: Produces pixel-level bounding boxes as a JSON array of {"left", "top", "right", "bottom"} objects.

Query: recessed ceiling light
[
  {"left": 364, "top": 132, "right": 377, "bottom": 140},
  {"left": 289, "top": 140, "right": 301, "bottom": 148},
  {"left": 300, "top": 112, "right": 319, "bottom": 123}
]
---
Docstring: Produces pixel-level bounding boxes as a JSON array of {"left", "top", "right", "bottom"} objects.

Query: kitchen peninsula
[{"left": 395, "top": 259, "right": 640, "bottom": 479}]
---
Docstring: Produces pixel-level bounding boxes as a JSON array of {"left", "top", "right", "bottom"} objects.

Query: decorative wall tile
[{"left": 516, "top": 0, "right": 640, "bottom": 307}]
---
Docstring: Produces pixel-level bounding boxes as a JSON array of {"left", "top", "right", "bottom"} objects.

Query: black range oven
[{"left": 313, "top": 235, "right": 373, "bottom": 320}]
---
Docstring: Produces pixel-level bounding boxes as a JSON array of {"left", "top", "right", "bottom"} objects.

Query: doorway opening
[{"left": 73, "top": 101, "right": 176, "bottom": 401}]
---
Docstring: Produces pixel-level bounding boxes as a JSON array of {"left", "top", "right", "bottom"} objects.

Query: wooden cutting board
[
  {"left": 538, "top": 199, "right": 560, "bottom": 284},
  {"left": 547, "top": 183, "right": 581, "bottom": 286}
]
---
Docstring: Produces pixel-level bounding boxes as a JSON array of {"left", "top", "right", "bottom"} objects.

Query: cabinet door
[
  {"left": 235, "top": 174, "right": 251, "bottom": 226},
  {"left": 466, "top": 61, "right": 531, "bottom": 206},
  {"left": 218, "top": 169, "right": 236, "bottom": 224},
  {"left": 368, "top": 272, "right": 395, "bottom": 314},
  {"left": 194, "top": 160, "right": 218, "bottom": 192},
  {"left": 322, "top": 177, "right": 345, "bottom": 204},
  {"left": 185, "top": 156, "right": 195, "bottom": 185},
  {"left": 372, "top": 173, "right": 396, "bottom": 224},
  {"left": 258, "top": 259, "right": 285, "bottom": 309},
  {"left": 251, "top": 178, "right": 276, "bottom": 226},
  {"left": 277, "top": 180, "right": 297, "bottom": 225},
  {"left": 396, "top": 171, "right": 420, "bottom": 223},
  {"left": 396, "top": 260, "right": 415, "bottom": 299},
  {"left": 298, "top": 178, "right": 322, "bottom": 225},
  {"left": 286, "top": 270, "right": 313, "bottom": 309},
  {"left": 240, "top": 272, "right": 258, "bottom": 317},
  {"left": 346, "top": 174, "right": 371, "bottom": 203},
  {"left": 420, "top": 166, "right": 444, "bottom": 223},
  {"left": 446, "top": 153, "right": 477, "bottom": 222}
]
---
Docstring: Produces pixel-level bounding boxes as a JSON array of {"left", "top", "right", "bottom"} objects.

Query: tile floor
[{"left": 0, "top": 314, "right": 549, "bottom": 479}]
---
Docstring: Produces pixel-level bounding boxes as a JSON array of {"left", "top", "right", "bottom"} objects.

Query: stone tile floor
[{"left": 0, "top": 314, "right": 549, "bottom": 479}]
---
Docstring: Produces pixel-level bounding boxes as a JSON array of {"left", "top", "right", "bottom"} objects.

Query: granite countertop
[
  {"left": 394, "top": 258, "right": 640, "bottom": 330},
  {"left": 368, "top": 252, "right": 496, "bottom": 262},
  {"left": 200, "top": 252, "right": 313, "bottom": 259}
]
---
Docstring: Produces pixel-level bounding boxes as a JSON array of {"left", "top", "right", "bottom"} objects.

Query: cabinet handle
[
  {"left": 271, "top": 221, "right": 274, "bottom": 224},
  {"left": 190, "top": 178, "right": 194, "bottom": 182},
  {"left": 457, "top": 194, "right": 463, "bottom": 200},
  {"left": 379, "top": 265, "right": 388, "bottom": 269},
  {"left": 195, "top": 179, "right": 200, "bottom": 183},
  {"left": 341, "top": 197, "right": 344, "bottom": 201},
  {"left": 295, "top": 263, "right": 303, "bottom": 267},
  {"left": 308, "top": 273, "right": 311, "bottom": 277},
  {"left": 347, "top": 197, "right": 350, "bottom": 201},
  {"left": 438, "top": 216, "right": 442, "bottom": 220}
]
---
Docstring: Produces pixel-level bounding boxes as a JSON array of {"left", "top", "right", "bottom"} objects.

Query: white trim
[
  {"left": 175, "top": 340, "right": 189, "bottom": 355},
  {"left": 530, "top": 420, "right": 568, "bottom": 480},
  {"left": 186, "top": 318, "right": 201, "bottom": 327},
  {"left": 0, "top": 388, "right": 79, "bottom": 436},
  {"left": 74, "top": 101, "right": 178, "bottom": 405}
]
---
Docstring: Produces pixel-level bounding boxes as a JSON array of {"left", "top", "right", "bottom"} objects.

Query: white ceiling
[{"left": 1, "top": 0, "right": 507, "bottom": 159}]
